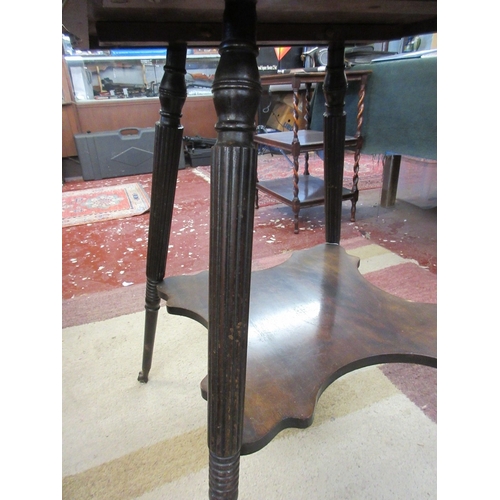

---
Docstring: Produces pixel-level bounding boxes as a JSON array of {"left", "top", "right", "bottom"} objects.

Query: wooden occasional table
[
  {"left": 255, "top": 70, "right": 371, "bottom": 232},
  {"left": 82, "top": 1, "right": 438, "bottom": 498}
]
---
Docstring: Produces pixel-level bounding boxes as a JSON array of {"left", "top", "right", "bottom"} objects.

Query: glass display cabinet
[{"left": 64, "top": 48, "right": 220, "bottom": 101}]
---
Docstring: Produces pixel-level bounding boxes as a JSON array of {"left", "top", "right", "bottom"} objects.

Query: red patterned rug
[
  {"left": 195, "top": 151, "right": 384, "bottom": 207},
  {"left": 62, "top": 183, "right": 150, "bottom": 228}
]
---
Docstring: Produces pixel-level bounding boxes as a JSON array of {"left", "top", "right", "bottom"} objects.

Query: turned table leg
[
  {"left": 303, "top": 81, "right": 313, "bottom": 176},
  {"left": 138, "top": 44, "right": 187, "bottom": 383},
  {"left": 348, "top": 73, "right": 368, "bottom": 222},
  {"left": 323, "top": 41, "right": 347, "bottom": 244},
  {"left": 208, "top": 1, "right": 261, "bottom": 498},
  {"left": 290, "top": 75, "right": 302, "bottom": 234}
]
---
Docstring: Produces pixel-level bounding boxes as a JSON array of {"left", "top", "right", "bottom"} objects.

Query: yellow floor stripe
[
  {"left": 63, "top": 427, "right": 207, "bottom": 500},
  {"left": 346, "top": 243, "right": 409, "bottom": 274},
  {"left": 63, "top": 367, "right": 399, "bottom": 499},
  {"left": 346, "top": 242, "right": 391, "bottom": 260}
]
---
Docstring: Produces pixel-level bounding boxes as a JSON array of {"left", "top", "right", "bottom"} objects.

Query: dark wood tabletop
[{"left": 78, "top": 0, "right": 437, "bottom": 48}]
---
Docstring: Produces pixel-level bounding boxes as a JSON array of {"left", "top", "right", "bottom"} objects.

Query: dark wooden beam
[{"left": 95, "top": 19, "right": 437, "bottom": 47}]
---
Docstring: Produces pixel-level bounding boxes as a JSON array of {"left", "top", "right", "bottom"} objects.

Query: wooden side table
[
  {"left": 255, "top": 70, "right": 370, "bottom": 233},
  {"left": 82, "top": 1, "right": 438, "bottom": 498}
]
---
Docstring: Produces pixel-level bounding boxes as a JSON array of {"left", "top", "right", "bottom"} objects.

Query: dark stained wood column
[
  {"left": 208, "top": 0, "right": 261, "bottom": 498},
  {"left": 138, "top": 44, "right": 187, "bottom": 383},
  {"left": 323, "top": 41, "right": 347, "bottom": 244}
]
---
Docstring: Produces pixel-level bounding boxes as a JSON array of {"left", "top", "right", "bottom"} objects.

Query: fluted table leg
[
  {"left": 323, "top": 41, "right": 347, "bottom": 244},
  {"left": 138, "top": 44, "right": 187, "bottom": 383},
  {"left": 208, "top": 1, "right": 261, "bottom": 498}
]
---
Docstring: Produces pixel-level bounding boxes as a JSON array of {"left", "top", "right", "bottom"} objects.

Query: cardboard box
[
  {"left": 266, "top": 103, "right": 295, "bottom": 131},
  {"left": 397, "top": 156, "right": 437, "bottom": 209}
]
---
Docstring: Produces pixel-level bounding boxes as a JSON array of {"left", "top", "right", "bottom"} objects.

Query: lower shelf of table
[
  {"left": 256, "top": 174, "right": 354, "bottom": 208},
  {"left": 157, "top": 243, "right": 437, "bottom": 455}
]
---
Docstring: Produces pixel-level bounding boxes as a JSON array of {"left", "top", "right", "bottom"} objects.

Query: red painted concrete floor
[{"left": 62, "top": 157, "right": 436, "bottom": 302}]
